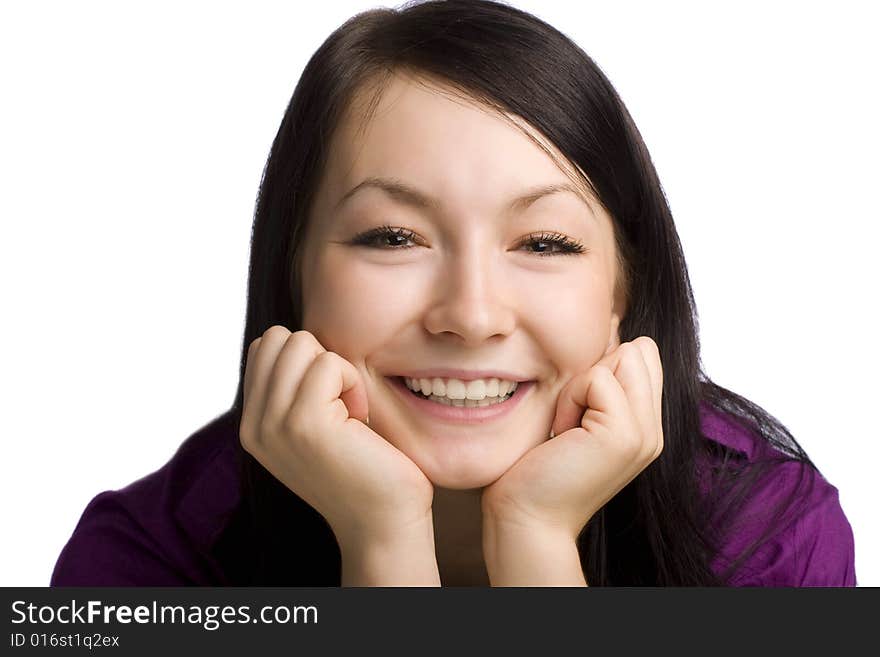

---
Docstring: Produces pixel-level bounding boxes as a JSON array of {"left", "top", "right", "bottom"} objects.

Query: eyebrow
[{"left": 334, "top": 176, "right": 592, "bottom": 215}]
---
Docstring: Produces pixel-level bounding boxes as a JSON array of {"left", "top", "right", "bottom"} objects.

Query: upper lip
[{"left": 390, "top": 369, "right": 534, "bottom": 382}]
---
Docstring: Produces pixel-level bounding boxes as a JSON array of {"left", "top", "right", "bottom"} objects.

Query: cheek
[
  {"left": 517, "top": 272, "right": 612, "bottom": 374},
  {"left": 301, "top": 253, "right": 417, "bottom": 356}
]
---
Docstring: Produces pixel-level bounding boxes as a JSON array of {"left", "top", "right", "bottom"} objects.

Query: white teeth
[
  {"left": 420, "top": 394, "right": 507, "bottom": 407},
  {"left": 465, "top": 380, "right": 486, "bottom": 400},
  {"left": 403, "top": 376, "right": 519, "bottom": 401},
  {"left": 445, "top": 379, "right": 467, "bottom": 400}
]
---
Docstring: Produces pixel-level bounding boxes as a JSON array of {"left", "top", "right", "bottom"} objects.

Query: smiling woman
[
  {"left": 298, "top": 70, "right": 625, "bottom": 500},
  {"left": 50, "top": 0, "right": 855, "bottom": 587}
]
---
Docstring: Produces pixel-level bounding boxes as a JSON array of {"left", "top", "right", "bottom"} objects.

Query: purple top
[{"left": 50, "top": 402, "right": 856, "bottom": 586}]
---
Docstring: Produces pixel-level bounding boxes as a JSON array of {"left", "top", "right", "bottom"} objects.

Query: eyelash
[{"left": 350, "top": 224, "right": 586, "bottom": 257}]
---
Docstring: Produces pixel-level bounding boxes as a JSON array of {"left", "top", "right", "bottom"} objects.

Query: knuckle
[
  {"left": 290, "top": 329, "right": 316, "bottom": 345},
  {"left": 239, "top": 421, "right": 257, "bottom": 454},
  {"left": 618, "top": 341, "right": 637, "bottom": 355},
  {"left": 639, "top": 431, "right": 662, "bottom": 463},
  {"left": 653, "top": 432, "right": 665, "bottom": 460},
  {"left": 313, "top": 350, "right": 338, "bottom": 367},
  {"left": 635, "top": 335, "right": 658, "bottom": 352},
  {"left": 596, "top": 363, "right": 618, "bottom": 382},
  {"left": 289, "top": 330, "right": 324, "bottom": 355},
  {"left": 238, "top": 425, "right": 251, "bottom": 450},
  {"left": 635, "top": 336, "right": 661, "bottom": 361},
  {"left": 263, "top": 325, "right": 291, "bottom": 342}
]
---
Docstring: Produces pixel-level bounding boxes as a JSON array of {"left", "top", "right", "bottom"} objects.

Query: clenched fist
[{"left": 239, "top": 326, "right": 436, "bottom": 559}]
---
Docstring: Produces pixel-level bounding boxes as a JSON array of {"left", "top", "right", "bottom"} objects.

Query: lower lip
[{"left": 387, "top": 376, "right": 535, "bottom": 424}]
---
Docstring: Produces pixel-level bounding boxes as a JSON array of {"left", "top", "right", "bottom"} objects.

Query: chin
[
  {"left": 373, "top": 414, "right": 545, "bottom": 490},
  {"left": 413, "top": 454, "right": 515, "bottom": 490},
  {"left": 425, "top": 472, "right": 497, "bottom": 490}
]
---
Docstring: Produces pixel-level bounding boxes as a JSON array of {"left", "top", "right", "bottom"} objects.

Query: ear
[{"left": 604, "top": 311, "right": 622, "bottom": 356}]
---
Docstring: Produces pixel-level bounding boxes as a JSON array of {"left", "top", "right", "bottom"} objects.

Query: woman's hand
[
  {"left": 239, "top": 326, "right": 439, "bottom": 585},
  {"left": 480, "top": 337, "right": 664, "bottom": 584}
]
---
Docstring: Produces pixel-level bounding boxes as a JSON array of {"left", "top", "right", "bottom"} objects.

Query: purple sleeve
[
  {"left": 50, "top": 491, "right": 191, "bottom": 586},
  {"left": 787, "top": 486, "right": 857, "bottom": 586},
  {"left": 715, "top": 461, "right": 856, "bottom": 587}
]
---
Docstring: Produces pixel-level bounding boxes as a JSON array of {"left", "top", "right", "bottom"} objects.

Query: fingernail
[
  {"left": 365, "top": 415, "right": 370, "bottom": 426},
  {"left": 550, "top": 429, "right": 555, "bottom": 439}
]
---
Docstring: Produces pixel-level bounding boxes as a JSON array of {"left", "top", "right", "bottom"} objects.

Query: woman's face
[{"left": 301, "top": 72, "right": 623, "bottom": 490}]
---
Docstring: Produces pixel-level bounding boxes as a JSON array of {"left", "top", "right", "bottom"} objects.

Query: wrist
[
  {"left": 338, "top": 514, "right": 441, "bottom": 587},
  {"left": 482, "top": 511, "right": 587, "bottom": 587}
]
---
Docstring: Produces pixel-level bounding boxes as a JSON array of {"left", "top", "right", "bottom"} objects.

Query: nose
[{"left": 422, "top": 240, "right": 516, "bottom": 346}]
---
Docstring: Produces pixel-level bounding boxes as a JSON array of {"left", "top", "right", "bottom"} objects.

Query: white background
[{"left": 2, "top": 0, "right": 877, "bottom": 586}]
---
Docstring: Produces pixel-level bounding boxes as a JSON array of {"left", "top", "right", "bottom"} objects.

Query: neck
[{"left": 432, "top": 486, "right": 490, "bottom": 586}]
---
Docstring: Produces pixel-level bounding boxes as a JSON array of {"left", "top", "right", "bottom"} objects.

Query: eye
[
  {"left": 515, "top": 231, "right": 586, "bottom": 257},
  {"left": 350, "top": 225, "right": 421, "bottom": 250}
]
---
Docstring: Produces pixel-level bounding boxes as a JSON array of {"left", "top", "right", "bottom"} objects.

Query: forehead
[{"left": 320, "top": 71, "right": 595, "bottom": 213}]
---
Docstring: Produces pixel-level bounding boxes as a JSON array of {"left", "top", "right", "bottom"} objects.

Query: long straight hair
[{"left": 218, "top": 0, "right": 816, "bottom": 585}]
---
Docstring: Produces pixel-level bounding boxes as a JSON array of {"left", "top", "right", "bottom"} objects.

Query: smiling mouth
[{"left": 391, "top": 376, "right": 521, "bottom": 407}]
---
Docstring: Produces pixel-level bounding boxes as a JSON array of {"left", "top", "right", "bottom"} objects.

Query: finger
[
  {"left": 240, "top": 325, "right": 294, "bottom": 444},
  {"left": 293, "top": 350, "right": 370, "bottom": 427},
  {"left": 632, "top": 337, "right": 663, "bottom": 430},
  {"left": 551, "top": 359, "right": 630, "bottom": 438},
  {"left": 550, "top": 342, "right": 626, "bottom": 436},
  {"left": 611, "top": 342, "right": 657, "bottom": 457},
  {"left": 597, "top": 338, "right": 663, "bottom": 431},
  {"left": 263, "top": 330, "right": 326, "bottom": 426},
  {"left": 551, "top": 371, "right": 590, "bottom": 437},
  {"left": 593, "top": 341, "right": 626, "bottom": 372},
  {"left": 243, "top": 336, "right": 262, "bottom": 407}
]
